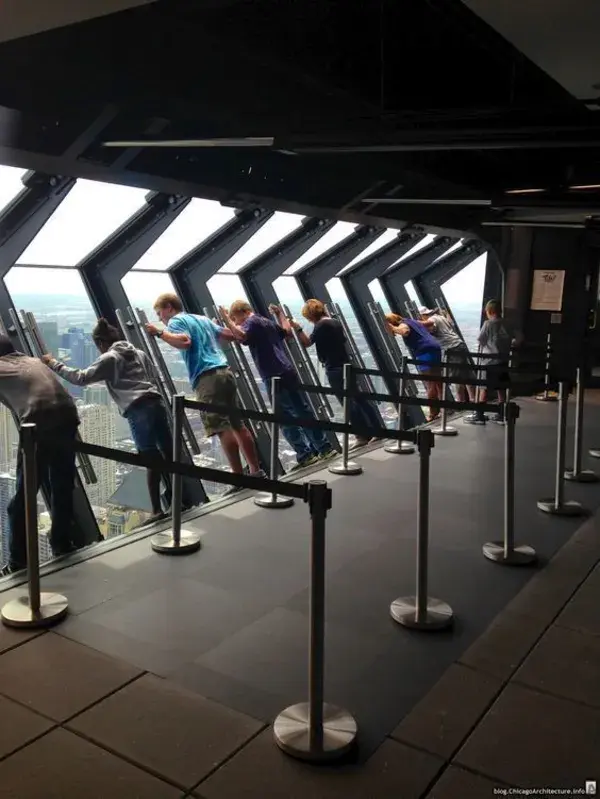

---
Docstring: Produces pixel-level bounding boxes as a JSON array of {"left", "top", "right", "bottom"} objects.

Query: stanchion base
[
  {"left": 384, "top": 442, "right": 415, "bottom": 455},
  {"left": 536, "top": 499, "right": 588, "bottom": 517},
  {"left": 151, "top": 529, "right": 202, "bottom": 555},
  {"left": 254, "top": 493, "right": 295, "bottom": 509},
  {"left": 329, "top": 461, "right": 363, "bottom": 476},
  {"left": 482, "top": 541, "right": 537, "bottom": 566},
  {"left": 589, "top": 449, "right": 600, "bottom": 459},
  {"left": 432, "top": 426, "right": 458, "bottom": 437},
  {"left": 390, "top": 596, "right": 454, "bottom": 631},
  {"left": 1, "top": 592, "right": 69, "bottom": 629},
  {"left": 273, "top": 702, "right": 358, "bottom": 762},
  {"left": 564, "top": 469, "right": 599, "bottom": 483}
]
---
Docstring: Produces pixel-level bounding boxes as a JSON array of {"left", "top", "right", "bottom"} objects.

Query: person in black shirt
[{"left": 292, "top": 300, "right": 380, "bottom": 448}]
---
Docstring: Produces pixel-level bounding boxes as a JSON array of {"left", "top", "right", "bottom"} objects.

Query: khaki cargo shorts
[{"left": 194, "top": 367, "right": 244, "bottom": 437}]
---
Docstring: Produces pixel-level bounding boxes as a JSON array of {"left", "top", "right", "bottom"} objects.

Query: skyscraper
[{"left": 77, "top": 403, "right": 117, "bottom": 510}]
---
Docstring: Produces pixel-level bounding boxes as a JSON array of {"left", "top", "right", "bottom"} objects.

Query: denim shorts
[{"left": 125, "top": 396, "right": 172, "bottom": 455}]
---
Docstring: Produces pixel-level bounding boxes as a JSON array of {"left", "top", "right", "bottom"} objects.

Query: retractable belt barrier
[{"left": 565, "top": 365, "right": 599, "bottom": 484}]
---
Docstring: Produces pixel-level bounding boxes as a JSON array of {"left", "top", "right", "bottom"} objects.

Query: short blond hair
[
  {"left": 154, "top": 292, "right": 182, "bottom": 313},
  {"left": 302, "top": 299, "right": 326, "bottom": 322},
  {"left": 229, "top": 299, "right": 252, "bottom": 316},
  {"left": 385, "top": 312, "right": 403, "bottom": 326}
]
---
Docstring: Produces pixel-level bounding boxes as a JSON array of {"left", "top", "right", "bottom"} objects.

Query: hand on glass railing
[
  {"left": 145, "top": 322, "right": 161, "bottom": 337},
  {"left": 268, "top": 303, "right": 282, "bottom": 317},
  {"left": 40, "top": 353, "right": 54, "bottom": 365}
]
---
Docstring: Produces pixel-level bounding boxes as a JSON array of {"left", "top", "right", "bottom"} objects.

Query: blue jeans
[
  {"left": 265, "top": 380, "right": 331, "bottom": 463},
  {"left": 125, "top": 397, "right": 194, "bottom": 509},
  {"left": 326, "top": 367, "right": 381, "bottom": 437}
]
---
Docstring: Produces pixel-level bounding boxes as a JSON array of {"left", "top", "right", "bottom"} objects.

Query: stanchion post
[
  {"left": 385, "top": 357, "right": 415, "bottom": 455},
  {"left": 537, "top": 381, "right": 588, "bottom": 517},
  {"left": 564, "top": 364, "right": 598, "bottom": 483},
  {"left": 1, "top": 424, "right": 69, "bottom": 628},
  {"left": 483, "top": 403, "right": 536, "bottom": 566},
  {"left": 536, "top": 332, "right": 557, "bottom": 402},
  {"left": 151, "top": 394, "right": 202, "bottom": 554},
  {"left": 273, "top": 480, "right": 358, "bottom": 761},
  {"left": 255, "top": 377, "right": 294, "bottom": 508},
  {"left": 329, "top": 364, "right": 363, "bottom": 475},
  {"left": 432, "top": 359, "right": 458, "bottom": 437},
  {"left": 390, "top": 429, "right": 453, "bottom": 630}
]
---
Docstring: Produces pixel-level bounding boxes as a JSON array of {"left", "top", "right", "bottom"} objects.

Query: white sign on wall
[{"left": 530, "top": 269, "right": 565, "bottom": 311}]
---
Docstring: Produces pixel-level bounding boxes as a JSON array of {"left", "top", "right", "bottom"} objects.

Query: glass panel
[
  {"left": 131, "top": 199, "right": 236, "bottom": 270},
  {"left": 17, "top": 179, "right": 148, "bottom": 266},
  {"left": 3, "top": 266, "right": 153, "bottom": 558},
  {"left": 217, "top": 212, "right": 302, "bottom": 273},
  {"left": 337, "top": 229, "right": 399, "bottom": 275},
  {"left": 121, "top": 271, "right": 233, "bottom": 497},
  {"left": 271, "top": 276, "right": 321, "bottom": 374},
  {"left": 405, "top": 280, "right": 421, "bottom": 307},
  {"left": 433, "top": 239, "right": 463, "bottom": 263},
  {"left": 441, "top": 253, "right": 487, "bottom": 352},
  {"left": 284, "top": 222, "right": 356, "bottom": 275},
  {"left": 0, "top": 166, "right": 26, "bottom": 214},
  {"left": 326, "top": 277, "right": 395, "bottom": 425}
]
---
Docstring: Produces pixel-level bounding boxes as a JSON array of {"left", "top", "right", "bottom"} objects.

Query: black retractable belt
[{"left": 1, "top": 424, "right": 69, "bottom": 629}]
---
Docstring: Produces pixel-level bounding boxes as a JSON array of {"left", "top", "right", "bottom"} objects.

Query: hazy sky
[{"left": 1, "top": 167, "right": 487, "bottom": 309}]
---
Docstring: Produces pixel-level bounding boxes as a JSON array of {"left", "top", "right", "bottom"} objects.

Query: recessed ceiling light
[
  {"left": 569, "top": 184, "right": 600, "bottom": 190},
  {"left": 505, "top": 188, "right": 545, "bottom": 194}
]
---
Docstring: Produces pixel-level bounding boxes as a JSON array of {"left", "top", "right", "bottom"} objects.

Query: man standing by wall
[
  {"left": 0, "top": 335, "right": 82, "bottom": 574},
  {"left": 146, "top": 293, "right": 264, "bottom": 495},
  {"left": 220, "top": 300, "right": 337, "bottom": 470}
]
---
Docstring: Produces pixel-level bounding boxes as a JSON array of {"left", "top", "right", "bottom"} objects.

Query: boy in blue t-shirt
[{"left": 146, "top": 293, "right": 262, "bottom": 492}]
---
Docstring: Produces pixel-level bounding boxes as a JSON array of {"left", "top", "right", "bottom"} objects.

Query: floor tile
[
  {"left": 424, "top": 765, "right": 510, "bottom": 798},
  {"left": 458, "top": 610, "right": 544, "bottom": 681},
  {"left": 0, "top": 728, "right": 180, "bottom": 798},
  {"left": 391, "top": 663, "right": 502, "bottom": 759},
  {"left": 0, "top": 622, "right": 43, "bottom": 655},
  {"left": 197, "top": 607, "right": 388, "bottom": 700},
  {"left": 555, "top": 564, "right": 600, "bottom": 636},
  {"left": 199, "top": 733, "right": 443, "bottom": 799},
  {"left": 68, "top": 673, "right": 263, "bottom": 791},
  {"left": 0, "top": 632, "right": 142, "bottom": 721},
  {"left": 0, "top": 694, "right": 54, "bottom": 760},
  {"left": 455, "top": 683, "right": 600, "bottom": 788},
  {"left": 514, "top": 625, "right": 600, "bottom": 708}
]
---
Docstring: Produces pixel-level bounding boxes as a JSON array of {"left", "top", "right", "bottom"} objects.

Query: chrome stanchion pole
[
  {"left": 390, "top": 430, "right": 453, "bottom": 630},
  {"left": 274, "top": 481, "right": 357, "bottom": 761},
  {"left": 537, "top": 382, "right": 588, "bottom": 517},
  {"left": 385, "top": 357, "right": 415, "bottom": 455},
  {"left": 329, "top": 363, "right": 363, "bottom": 475},
  {"left": 151, "top": 394, "right": 202, "bottom": 554},
  {"left": 255, "top": 376, "right": 294, "bottom": 508},
  {"left": 432, "top": 359, "right": 458, "bottom": 437},
  {"left": 564, "top": 365, "right": 598, "bottom": 483},
  {"left": 483, "top": 403, "right": 536, "bottom": 566},
  {"left": 536, "top": 332, "right": 557, "bottom": 402},
  {"left": 1, "top": 424, "right": 69, "bottom": 628}
]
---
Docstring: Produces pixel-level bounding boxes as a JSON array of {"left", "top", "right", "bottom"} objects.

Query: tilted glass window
[
  {"left": 16, "top": 179, "right": 148, "bottom": 266},
  {"left": 0, "top": 166, "right": 27, "bottom": 215},
  {"left": 217, "top": 212, "right": 303, "bottom": 274},
  {"left": 283, "top": 222, "right": 356, "bottom": 275},
  {"left": 337, "top": 229, "right": 399, "bottom": 275},
  {"left": 441, "top": 253, "right": 487, "bottom": 352},
  {"left": 131, "top": 199, "right": 236, "bottom": 270}
]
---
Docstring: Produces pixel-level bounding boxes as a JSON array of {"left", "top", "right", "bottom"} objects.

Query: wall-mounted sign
[{"left": 530, "top": 269, "right": 565, "bottom": 311}]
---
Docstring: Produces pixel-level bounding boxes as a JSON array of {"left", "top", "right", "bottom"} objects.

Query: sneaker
[
  {"left": 464, "top": 413, "right": 486, "bottom": 425},
  {"left": 491, "top": 413, "right": 505, "bottom": 425},
  {"left": 222, "top": 484, "right": 243, "bottom": 498},
  {"left": 290, "top": 454, "right": 320, "bottom": 471},
  {"left": 318, "top": 449, "right": 338, "bottom": 461},
  {"left": 350, "top": 437, "right": 371, "bottom": 451},
  {"left": 0, "top": 563, "right": 15, "bottom": 577}
]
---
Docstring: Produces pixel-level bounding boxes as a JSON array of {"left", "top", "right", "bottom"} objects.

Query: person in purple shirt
[
  {"left": 385, "top": 312, "right": 443, "bottom": 422},
  {"left": 220, "top": 300, "right": 337, "bottom": 470}
]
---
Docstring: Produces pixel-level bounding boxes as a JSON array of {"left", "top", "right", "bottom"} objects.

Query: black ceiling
[{"left": 0, "top": 0, "right": 598, "bottom": 233}]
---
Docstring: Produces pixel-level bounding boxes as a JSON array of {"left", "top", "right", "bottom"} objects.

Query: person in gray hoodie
[
  {"left": 0, "top": 335, "right": 81, "bottom": 575},
  {"left": 43, "top": 319, "right": 192, "bottom": 522}
]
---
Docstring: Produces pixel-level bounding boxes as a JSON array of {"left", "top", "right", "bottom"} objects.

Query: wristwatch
[{"left": 157, "top": 329, "right": 164, "bottom": 338}]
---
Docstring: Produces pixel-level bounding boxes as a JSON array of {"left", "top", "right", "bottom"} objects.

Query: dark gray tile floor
[{"left": 4, "top": 398, "right": 600, "bottom": 761}]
